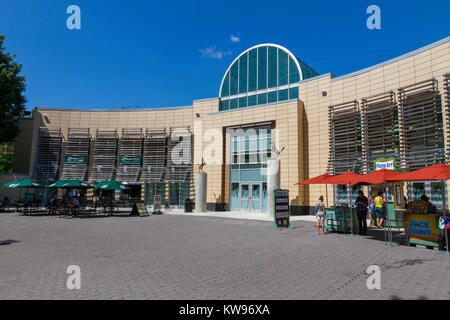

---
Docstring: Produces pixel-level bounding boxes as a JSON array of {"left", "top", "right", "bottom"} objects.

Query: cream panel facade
[{"left": 300, "top": 39, "right": 450, "bottom": 208}]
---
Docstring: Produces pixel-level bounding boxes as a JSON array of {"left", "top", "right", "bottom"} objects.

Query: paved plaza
[{"left": 0, "top": 211, "right": 449, "bottom": 300}]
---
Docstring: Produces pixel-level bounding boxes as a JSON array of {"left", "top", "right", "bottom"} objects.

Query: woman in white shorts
[{"left": 314, "top": 196, "right": 327, "bottom": 235}]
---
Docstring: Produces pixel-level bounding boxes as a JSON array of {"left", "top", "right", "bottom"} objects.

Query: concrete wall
[{"left": 12, "top": 118, "right": 34, "bottom": 174}]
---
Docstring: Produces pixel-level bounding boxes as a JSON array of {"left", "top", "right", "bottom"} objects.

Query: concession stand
[
  {"left": 386, "top": 163, "right": 450, "bottom": 252},
  {"left": 296, "top": 164, "right": 449, "bottom": 252},
  {"left": 357, "top": 169, "right": 405, "bottom": 229},
  {"left": 296, "top": 172, "right": 369, "bottom": 234},
  {"left": 321, "top": 172, "right": 369, "bottom": 235}
]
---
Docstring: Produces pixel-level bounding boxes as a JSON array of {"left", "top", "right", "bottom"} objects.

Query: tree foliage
[
  {"left": 0, "top": 35, "right": 26, "bottom": 144},
  {"left": 0, "top": 142, "right": 14, "bottom": 172}
]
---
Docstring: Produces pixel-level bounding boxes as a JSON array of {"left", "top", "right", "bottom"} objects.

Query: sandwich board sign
[
  {"left": 130, "top": 202, "right": 149, "bottom": 217},
  {"left": 272, "top": 189, "right": 292, "bottom": 229}
]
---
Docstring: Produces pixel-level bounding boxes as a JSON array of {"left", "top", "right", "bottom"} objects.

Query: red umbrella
[
  {"left": 295, "top": 173, "right": 334, "bottom": 207},
  {"left": 322, "top": 172, "right": 369, "bottom": 186},
  {"left": 358, "top": 169, "right": 403, "bottom": 185},
  {"left": 385, "top": 163, "right": 450, "bottom": 182},
  {"left": 295, "top": 173, "right": 333, "bottom": 185}
]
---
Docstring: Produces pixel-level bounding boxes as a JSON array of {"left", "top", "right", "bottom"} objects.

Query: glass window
[
  {"left": 248, "top": 95, "right": 257, "bottom": 107},
  {"left": 289, "top": 57, "right": 300, "bottom": 83},
  {"left": 289, "top": 87, "right": 298, "bottom": 99},
  {"left": 268, "top": 47, "right": 278, "bottom": 88},
  {"left": 258, "top": 93, "right": 267, "bottom": 105},
  {"left": 240, "top": 169, "right": 263, "bottom": 181},
  {"left": 230, "top": 98, "right": 238, "bottom": 109},
  {"left": 221, "top": 99, "right": 229, "bottom": 111},
  {"left": 230, "top": 62, "right": 239, "bottom": 95},
  {"left": 412, "top": 183, "right": 425, "bottom": 200},
  {"left": 352, "top": 186, "right": 362, "bottom": 203},
  {"left": 248, "top": 49, "right": 257, "bottom": 92},
  {"left": 230, "top": 183, "right": 239, "bottom": 209},
  {"left": 239, "top": 53, "right": 248, "bottom": 94},
  {"left": 221, "top": 72, "right": 229, "bottom": 97},
  {"left": 336, "top": 185, "right": 347, "bottom": 203},
  {"left": 239, "top": 97, "right": 247, "bottom": 108},
  {"left": 268, "top": 91, "right": 277, "bottom": 103},
  {"left": 278, "top": 89, "right": 288, "bottom": 101},
  {"left": 241, "top": 184, "right": 249, "bottom": 198},
  {"left": 431, "top": 182, "right": 444, "bottom": 204},
  {"left": 258, "top": 47, "right": 267, "bottom": 90},
  {"left": 278, "top": 50, "right": 288, "bottom": 86}
]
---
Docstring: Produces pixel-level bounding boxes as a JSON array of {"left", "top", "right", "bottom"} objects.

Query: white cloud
[
  {"left": 199, "top": 46, "right": 232, "bottom": 59},
  {"left": 230, "top": 34, "right": 240, "bottom": 43}
]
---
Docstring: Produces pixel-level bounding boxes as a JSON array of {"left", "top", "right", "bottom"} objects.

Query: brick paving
[{"left": 0, "top": 212, "right": 449, "bottom": 300}]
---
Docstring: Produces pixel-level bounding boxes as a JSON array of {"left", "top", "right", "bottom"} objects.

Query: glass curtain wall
[
  {"left": 219, "top": 45, "right": 317, "bottom": 111},
  {"left": 229, "top": 125, "right": 271, "bottom": 211}
]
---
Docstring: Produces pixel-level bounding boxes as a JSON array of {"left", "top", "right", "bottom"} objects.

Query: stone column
[
  {"left": 195, "top": 172, "right": 207, "bottom": 213},
  {"left": 267, "top": 158, "right": 280, "bottom": 217}
]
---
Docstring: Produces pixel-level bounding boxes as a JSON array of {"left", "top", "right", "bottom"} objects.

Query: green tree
[
  {"left": 0, "top": 142, "right": 14, "bottom": 172},
  {"left": 0, "top": 35, "right": 26, "bottom": 144}
]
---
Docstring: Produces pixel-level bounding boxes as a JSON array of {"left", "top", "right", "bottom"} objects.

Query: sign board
[
  {"left": 120, "top": 156, "right": 142, "bottom": 164},
  {"left": 65, "top": 155, "right": 88, "bottom": 164},
  {"left": 131, "top": 202, "right": 149, "bottom": 217},
  {"left": 404, "top": 213, "right": 441, "bottom": 243},
  {"left": 273, "top": 189, "right": 290, "bottom": 229},
  {"left": 374, "top": 157, "right": 396, "bottom": 170}
]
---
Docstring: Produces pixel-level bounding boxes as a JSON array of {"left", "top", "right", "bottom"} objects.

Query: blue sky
[{"left": 1, "top": 0, "right": 449, "bottom": 111}]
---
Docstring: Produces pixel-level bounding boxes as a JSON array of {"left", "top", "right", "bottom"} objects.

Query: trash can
[{"left": 184, "top": 199, "right": 193, "bottom": 212}]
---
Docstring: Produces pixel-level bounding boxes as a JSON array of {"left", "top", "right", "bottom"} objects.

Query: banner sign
[
  {"left": 65, "top": 155, "right": 88, "bottom": 164},
  {"left": 274, "top": 189, "right": 290, "bottom": 228},
  {"left": 375, "top": 157, "right": 396, "bottom": 170},
  {"left": 120, "top": 156, "right": 142, "bottom": 164},
  {"left": 404, "top": 213, "right": 441, "bottom": 243}
]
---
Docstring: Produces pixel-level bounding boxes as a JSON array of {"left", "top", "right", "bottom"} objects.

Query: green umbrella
[
  {"left": 3, "top": 179, "right": 45, "bottom": 189},
  {"left": 48, "top": 179, "right": 94, "bottom": 189},
  {"left": 94, "top": 180, "right": 130, "bottom": 191}
]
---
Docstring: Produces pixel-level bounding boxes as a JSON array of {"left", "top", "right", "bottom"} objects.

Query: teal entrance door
[
  {"left": 251, "top": 183, "right": 261, "bottom": 210},
  {"left": 235, "top": 182, "right": 265, "bottom": 212},
  {"left": 240, "top": 184, "right": 249, "bottom": 209}
]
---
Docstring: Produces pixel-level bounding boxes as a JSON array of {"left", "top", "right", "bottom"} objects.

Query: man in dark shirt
[{"left": 355, "top": 190, "right": 369, "bottom": 235}]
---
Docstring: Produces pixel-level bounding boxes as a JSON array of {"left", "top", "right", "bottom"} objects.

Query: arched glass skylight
[{"left": 219, "top": 44, "right": 318, "bottom": 111}]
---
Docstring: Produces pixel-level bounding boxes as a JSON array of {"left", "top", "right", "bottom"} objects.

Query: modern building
[{"left": 9, "top": 37, "right": 450, "bottom": 214}]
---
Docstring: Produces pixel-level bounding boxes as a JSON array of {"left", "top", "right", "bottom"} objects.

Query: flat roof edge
[
  {"left": 34, "top": 105, "right": 193, "bottom": 112},
  {"left": 207, "top": 98, "right": 299, "bottom": 116},
  {"left": 298, "top": 72, "right": 335, "bottom": 84},
  {"left": 331, "top": 36, "right": 450, "bottom": 82},
  {"left": 193, "top": 97, "right": 220, "bottom": 103}
]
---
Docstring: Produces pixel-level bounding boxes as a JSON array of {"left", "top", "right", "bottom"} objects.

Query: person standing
[
  {"left": 374, "top": 191, "right": 385, "bottom": 228},
  {"left": 355, "top": 190, "right": 369, "bottom": 235},
  {"left": 314, "top": 196, "right": 327, "bottom": 235},
  {"left": 368, "top": 191, "right": 376, "bottom": 228}
]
